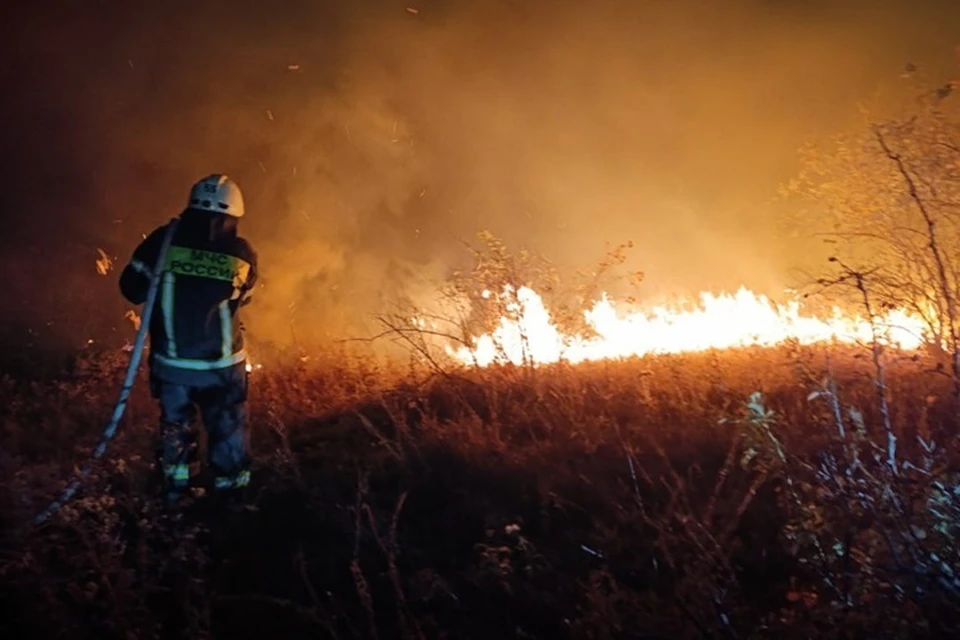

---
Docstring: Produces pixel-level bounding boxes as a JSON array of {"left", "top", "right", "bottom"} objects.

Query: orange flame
[{"left": 446, "top": 286, "right": 929, "bottom": 366}]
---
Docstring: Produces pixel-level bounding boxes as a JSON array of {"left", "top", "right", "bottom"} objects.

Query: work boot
[{"left": 157, "top": 421, "right": 198, "bottom": 503}]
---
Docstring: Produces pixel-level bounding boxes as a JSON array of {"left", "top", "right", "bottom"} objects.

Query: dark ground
[{"left": 1, "top": 346, "right": 959, "bottom": 639}]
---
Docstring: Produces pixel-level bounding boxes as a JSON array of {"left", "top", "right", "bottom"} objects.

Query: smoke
[{"left": 1, "top": 0, "right": 958, "bottom": 355}]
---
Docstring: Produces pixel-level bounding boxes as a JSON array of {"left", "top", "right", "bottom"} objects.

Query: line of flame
[{"left": 444, "top": 286, "right": 929, "bottom": 366}]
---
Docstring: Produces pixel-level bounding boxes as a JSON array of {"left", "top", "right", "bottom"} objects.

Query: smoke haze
[{"left": 1, "top": 0, "right": 959, "bottom": 358}]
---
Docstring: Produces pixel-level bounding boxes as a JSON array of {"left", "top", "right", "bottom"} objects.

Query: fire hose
[{"left": 32, "top": 217, "right": 181, "bottom": 526}]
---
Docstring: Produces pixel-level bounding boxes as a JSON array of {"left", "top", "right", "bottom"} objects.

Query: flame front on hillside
[{"left": 446, "top": 286, "right": 929, "bottom": 367}]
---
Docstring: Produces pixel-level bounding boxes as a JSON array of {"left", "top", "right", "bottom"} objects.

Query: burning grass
[{"left": 1, "top": 344, "right": 960, "bottom": 638}]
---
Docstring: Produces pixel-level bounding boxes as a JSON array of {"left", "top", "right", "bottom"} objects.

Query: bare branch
[
  {"left": 936, "top": 141, "right": 960, "bottom": 155},
  {"left": 875, "top": 126, "right": 960, "bottom": 414}
]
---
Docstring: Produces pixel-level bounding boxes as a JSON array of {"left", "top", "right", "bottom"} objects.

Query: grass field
[{"left": 1, "top": 343, "right": 959, "bottom": 639}]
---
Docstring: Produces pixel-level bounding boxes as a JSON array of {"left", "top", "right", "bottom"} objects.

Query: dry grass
[{"left": 1, "top": 343, "right": 959, "bottom": 639}]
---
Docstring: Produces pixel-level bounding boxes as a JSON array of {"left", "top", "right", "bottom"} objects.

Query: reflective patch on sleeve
[
  {"left": 129, "top": 259, "right": 153, "bottom": 277},
  {"left": 232, "top": 287, "right": 254, "bottom": 304},
  {"left": 164, "top": 246, "right": 251, "bottom": 286}
]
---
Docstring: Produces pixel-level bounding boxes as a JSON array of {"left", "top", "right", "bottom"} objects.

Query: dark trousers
[{"left": 152, "top": 371, "right": 250, "bottom": 493}]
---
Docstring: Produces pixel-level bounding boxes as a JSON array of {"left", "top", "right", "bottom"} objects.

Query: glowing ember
[
  {"left": 446, "top": 286, "right": 929, "bottom": 366},
  {"left": 95, "top": 248, "right": 113, "bottom": 276}
]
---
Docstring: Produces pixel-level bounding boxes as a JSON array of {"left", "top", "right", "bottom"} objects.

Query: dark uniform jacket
[{"left": 119, "top": 209, "right": 258, "bottom": 386}]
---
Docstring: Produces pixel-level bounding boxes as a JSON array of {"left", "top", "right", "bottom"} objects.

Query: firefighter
[{"left": 119, "top": 174, "right": 258, "bottom": 506}]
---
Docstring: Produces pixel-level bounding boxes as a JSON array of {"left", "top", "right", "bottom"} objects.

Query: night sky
[{"left": 2, "top": 0, "right": 959, "bottom": 361}]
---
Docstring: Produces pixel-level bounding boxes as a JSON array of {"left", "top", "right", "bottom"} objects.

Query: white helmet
[{"left": 187, "top": 174, "right": 245, "bottom": 217}]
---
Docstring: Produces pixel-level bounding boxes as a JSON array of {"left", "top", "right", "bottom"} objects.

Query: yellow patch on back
[{"left": 164, "top": 246, "right": 251, "bottom": 286}]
